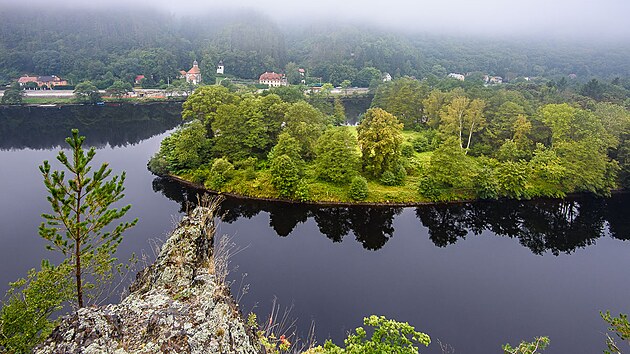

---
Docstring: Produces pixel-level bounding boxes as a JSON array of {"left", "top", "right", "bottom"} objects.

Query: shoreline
[{"left": 163, "top": 174, "right": 627, "bottom": 208}]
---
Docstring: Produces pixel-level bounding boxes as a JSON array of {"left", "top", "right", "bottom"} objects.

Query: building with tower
[
  {"left": 216, "top": 60, "right": 224, "bottom": 75},
  {"left": 185, "top": 60, "right": 201, "bottom": 85}
]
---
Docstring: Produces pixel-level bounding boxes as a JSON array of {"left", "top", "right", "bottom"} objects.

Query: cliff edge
[{"left": 36, "top": 203, "right": 259, "bottom": 354}]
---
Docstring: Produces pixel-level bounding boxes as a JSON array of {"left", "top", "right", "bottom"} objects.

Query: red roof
[
  {"left": 259, "top": 72, "right": 284, "bottom": 81},
  {"left": 18, "top": 76, "right": 37, "bottom": 83},
  {"left": 135, "top": 75, "right": 145, "bottom": 81},
  {"left": 298, "top": 68, "right": 305, "bottom": 73},
  {"left": 187, "top": 66, "right": 200, "bottom": 74}
]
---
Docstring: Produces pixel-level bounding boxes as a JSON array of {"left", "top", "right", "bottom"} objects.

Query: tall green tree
[
  {"left": 372, "top": 77, "right": 428, "bottom": 130},
  {"left": 73, "top": 81, "right": 101, "bottom": 104},
  {"left": 332, "top": 97, "right": 346, "bottom": 126},
  {"left": 38, "top": 130, "right": 137, "bottom": 307},
  {"left": 284, "top": 101, "right": 328, "bottom": 160},
  {"left": 315, "top": 127, "right": 360, "bottom": 183},
  {"left": 106, "top": 80, "right": 133, "bottom": 99},
  {"left": 182, "top": 85, "right": 239, "bottom": 135},
  {"left": 1, "top": 82, "right": 23, "bottom": 104},
  {"left": 357, "top": 108, "right": 403, "bottom": 177},
  {"left": 268, "top": 133, "right": 305, "bottom": 198},
  {"left": 440, "top": 96, "right": 487, "bottom": 154}
]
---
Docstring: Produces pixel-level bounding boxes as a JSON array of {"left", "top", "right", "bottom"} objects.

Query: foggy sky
[{"left": 4, "top": 0, "right": 630, "bottom": 39}]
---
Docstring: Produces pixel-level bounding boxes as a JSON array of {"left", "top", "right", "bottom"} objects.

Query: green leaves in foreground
[
  {"left": 502, "top": 336, "right": 550, "bottom": 354},
  {"left": 601, "top": 311, "right": 630, "bottom": 354},
  {"left": 311, "top": 315, "right": 431, "bottom": 354},
  {"left": 0, "top": 261, "right": 73, "bottom": 353}
]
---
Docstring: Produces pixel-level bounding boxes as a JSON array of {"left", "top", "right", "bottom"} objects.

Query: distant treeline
[{"left": 1, "top": 5, "right": 630, "bottom": 88}]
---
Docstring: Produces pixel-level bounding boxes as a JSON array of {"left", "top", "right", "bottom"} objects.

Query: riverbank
[
  {"left": 0, "top": 89, "right": 187, "bottom": 105},
  {"left": 164, "top": 173, "right": 628, "bottom": 207}
]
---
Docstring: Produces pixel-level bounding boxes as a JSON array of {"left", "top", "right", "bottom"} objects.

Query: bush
[
  {"left": 401, "top": 142, "right": 415, "bottom": 157},
  {"left": 349, "top": 176, "right": 369, "bottom": 200},
  {"left": 0, "top": 261, "right": 73, "bottom": 353},
  {"left": 412, "top": 130, "right": 438, "bottom": 153},
  {"left": 233, "top": 157, "right": 258, "bottom": 180},
  {"left": 147, "top": 154, "right": 170, "bottom": 175},
  {"left": 318, "top": 315, "right": 431, "bottom": 354},
  {"left": 417, "top": 168, "right": 441, "bottom": 201},
  {"left": 207, "top": 158, "right": 234, "bottom": 189},
  {"left": 294, "top": 179, "right": 310, "bottom": 202},
  {"left": 270, "top": 154, "right": 302, "bottom": 198},
  {"left": 190, "top": 167, "right": 211, "bottom": 184},
  {"left": 380, "top": 164, "right": 406, "bottom": 186}
]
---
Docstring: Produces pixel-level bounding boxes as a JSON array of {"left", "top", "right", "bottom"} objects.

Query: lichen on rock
[{"left": 36, "top": 199, "right": 259, "bottom": 354}]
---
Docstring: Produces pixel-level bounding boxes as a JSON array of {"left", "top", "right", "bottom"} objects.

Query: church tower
[
  {"left": 216, "top": 60, "right": 224, "bottom": 75},
  {"left": 185, "top": 60, "right": 201, "bottom": 85}
]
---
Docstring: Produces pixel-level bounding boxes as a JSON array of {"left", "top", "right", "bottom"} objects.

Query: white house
[
  {"left": 216, "top": 60, "right": 224, "bottom": 75},
  {"left": 259, "top": 72, "right": 287, "bottom": 87},
  {"left": 448, "top": 73, "right": 465, "bottom": 81}
]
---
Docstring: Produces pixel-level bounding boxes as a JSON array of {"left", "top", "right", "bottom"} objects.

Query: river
[{"left": 0, "top": 103, "right": 628, "bottom": 353}]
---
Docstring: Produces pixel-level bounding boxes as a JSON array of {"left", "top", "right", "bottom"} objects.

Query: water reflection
[
  {"left": 152, "top": 177, "right": 630, "bottom": 254},
  {"left": 0, "top": 103, "right": 182, "bottom": 150},
  {"left": 416, "top": 199, "right": 611, "bottom": 255}
]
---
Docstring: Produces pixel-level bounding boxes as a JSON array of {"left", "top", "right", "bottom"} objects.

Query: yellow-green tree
[
  {"left": 440, "top": 96, "right": 486, "bottom": 154},
  {"left": 357, "top": 108, "right": 403, "bottom": 177}
]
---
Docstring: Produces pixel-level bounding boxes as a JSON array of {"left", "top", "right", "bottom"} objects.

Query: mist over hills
[{"left": 1, "top": 3, "right": 629, "bottom": 86}]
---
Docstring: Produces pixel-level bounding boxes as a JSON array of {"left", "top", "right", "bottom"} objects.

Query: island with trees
[{"left": 148, "top": 78, "right": 630, "bottom": 204}]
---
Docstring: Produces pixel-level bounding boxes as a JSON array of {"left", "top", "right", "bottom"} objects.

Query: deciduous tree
[
  {"left": 315, "top": 127, "right": 360, "bottom": 183},
  {"left": 357, "top": 108, "right": 403, "bottom": 177}
]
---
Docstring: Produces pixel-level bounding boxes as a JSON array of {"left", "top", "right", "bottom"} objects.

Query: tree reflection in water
[
  {"left": 152, "top": 177, "right": 629, "bottom": 255},
  {"left": 0, "top": 103, "right": 182, "bottom": 150}
]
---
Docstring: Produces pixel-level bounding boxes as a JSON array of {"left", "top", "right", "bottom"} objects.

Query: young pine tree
[{"left": 38, "top": 129, "right": 137, "bottom": 308}]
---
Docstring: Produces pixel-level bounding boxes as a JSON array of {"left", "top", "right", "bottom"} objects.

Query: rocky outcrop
[{"left": 36, "top": 203, "right": 259, "bottom": 354}]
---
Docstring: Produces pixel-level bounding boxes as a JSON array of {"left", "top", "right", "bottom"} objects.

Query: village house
[
  {"left": 259, "top": 72, "right": 287, "bottom": 87},
  {"left": 134, "top": 75, "right": 145, "bottom": 85},
  {"left": 298, "top": 68, "right": 306, "bottom": 84},
  {"left": 448, "top": 73, "right": 465, "bottom": 81},
  {"left": 382, "top": 72, "right": 392, "bottom": 82},
  {"left": 186, "top": 60, "right": 202, "bottom": 85},
  {"left": 17, "top": 75, "right": 68, "bottom": 88}
]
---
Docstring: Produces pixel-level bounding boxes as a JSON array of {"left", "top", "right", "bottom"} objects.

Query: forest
[
  {"left": 2, "top": 5, "right": 630, "bottom": 89},
  {"left": 148, "top": 75, "right": 630, "bottom": 203}
]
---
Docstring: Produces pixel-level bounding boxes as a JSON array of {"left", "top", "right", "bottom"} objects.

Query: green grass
[{"left": 22, "top": 97, "right": 75, "bottom": 104}]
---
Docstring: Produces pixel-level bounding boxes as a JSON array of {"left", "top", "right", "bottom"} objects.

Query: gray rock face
[{"left": 36, "top": 206, "right": 259, "bottom": 354}]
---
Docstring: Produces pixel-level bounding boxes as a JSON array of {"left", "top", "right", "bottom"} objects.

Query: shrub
[
  {"left": 417, "top": 169, "right": 441, "bottom": 201},
  {"left": 147, "top": 154, "right": 170, "bottom": 175},
  {"left": 380, "top": 164, "right": 406, "bottom": 186},
  {"left": 349, "top": 176, "right": 369, "bottom": 200},
  {"left": 207, "top": 158, "right": 234, "bottom": 189},
  {"left": 474, "top": 158, "right": 500, "bottom": 200},
  {"left": 294, "top": 179, "right": 310, "bottom": 202},
  {"left": 270, "top": 154, "right": 301, "bottom": 198},
  {"left": 502, "top": 336, "right": 549, "bottom": 354},
  {"left": 319, "top": 315, "right": 431, "bottom": 354},
  {"left": 412, "top": 130, "right": 437, "bottom": 153},
  {"left": 0, "top": 261, "right": 73, "bottom": 353},
  {"left": 601, "top": 311, "right": 630, "bottom": 353},
  {"left": 234, "top": 157, "right": 258, "bottom": 180},
  {"left": 401, "top": 142, "right": 415, "bottom": 157},
  {"left": 190, "top": 167, "right": 211, "bottom": 184},
  {"left": 412, "top": 135, "right": 429, "bottom": 152}
]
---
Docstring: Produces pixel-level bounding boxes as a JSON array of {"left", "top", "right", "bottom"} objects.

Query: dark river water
[{"left": 1, "top": 104, "right": 629, "bottom": 353}]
